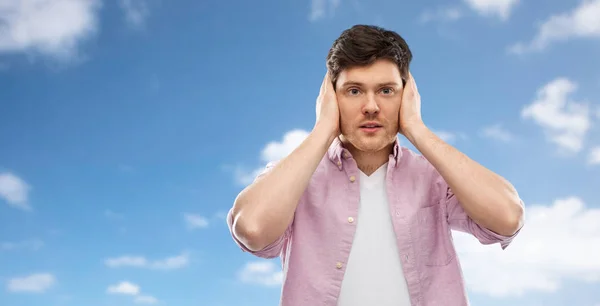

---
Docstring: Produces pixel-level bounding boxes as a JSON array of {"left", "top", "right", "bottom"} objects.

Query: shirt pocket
[{"left": 415, "top": 204, "right": 455, "bottom": 266}]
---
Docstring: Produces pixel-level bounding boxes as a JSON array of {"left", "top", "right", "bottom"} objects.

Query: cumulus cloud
[
  {"left": 454, "top": 196, "right": 600, "bottom": 297},
  {"left": 107, "top": 281, "right": 159, "bottom": 304},
  {"left": 238, "top": 261, "right": 283, "bottom": 287},
  {"left": 261, "top": 129, "right": 311, "bottom": 162},
  {"left": 107, "top": 281, "right": 140, "bottom": 295},
  {"left": 463, "top": 0, "right": 519, "bottom": 20},
  {"left": 521, "top": 78, "right": 591, "bottom": 153},
  {"left": 480, "top": 124, "right": 514, "bottom": 142},
  {"left": 232, "top": 129, "right": 309, "bottom": 185},
  {"left": 509, "top": 0, "right": 600, "bottom": 54},
  {"left": 0, "top": 172, "right": 31, "bottom": 210},
  {"left": 0, "top": 0, "right": 101, "bottom": 60},
  {"left": 105, "top": 252, "right": 189, "bottom": 270},
  {"left": 7, "top": 273, "right": 55, "bottom": 293}
]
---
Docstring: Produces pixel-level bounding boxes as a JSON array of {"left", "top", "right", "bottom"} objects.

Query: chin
[{"left": 343, "top": 133, "right": 395, "bottom": 152}]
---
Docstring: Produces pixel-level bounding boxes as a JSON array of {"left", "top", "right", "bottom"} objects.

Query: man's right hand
[{"left": 315, "top": 71, "right": 340, "bottom": 140}]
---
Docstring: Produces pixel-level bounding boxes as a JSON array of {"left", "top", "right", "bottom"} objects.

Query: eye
[
  {"left": 347, "top": 88, "right": 361, "bottom": 96},
  {"left": 380, "top": 87, "right": 394, "bottom": 95}
]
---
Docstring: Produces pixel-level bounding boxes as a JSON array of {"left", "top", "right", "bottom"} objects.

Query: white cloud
[
  {"left": 7, "top": 273, "right": 55, "bottom": 293},
  {"left": 105, "top": 256, "right": 147, "bottom": 268},
  {"left": 238, "top": 261, "right": 283, "bottom": 287},
  {"left": 0, "top": 172, "right": 31, "bottom": 210},
  {"left": 107, "top": 281, "right": 140, "bottom": 295},
  {"left": 509, "top": 0, "right": 600, "bottom": 54},
  {"left": 309, "top": 0, "right": 340, "bottom": 21},
  {"left": 588, "top": 146, "right": 600, "bottom": 165},
  {"left": 454, "top": 196, "right": 600, "bottom": 297},
  {"left": 463, "top": 0, "right": 519, "bottom": 20},
  {"left": 233, "top": 129, "right": 309, "bottom": 185},
  {"left": 432, "top": 129, "right": 467, "bottom": 144},
  {"left": 232, "top": 166, "right": 263, "bottom": 186},
  {"left": 1, "top": 239, "right": 44, "bottom": 251},
  {"left": 521, "top": 78, "right": 591, "bottom": 153},
  {"left": 119, "top": 0, "right": 150, "bottom": 28},
  {"left": 261, "top": 129, "right": 310, "bottom": 162},
  {"left": 105, "top": 252, "right": 189, "bottom": 270},
  {"left": 135, "top": 295, "right": 159, "bottom": 304},
  {"left": 107, "top": 281, "right": 159, "bottom": 304},
  {"left": 419, "top": 7, "right": 463, "bottom": 24},
  {"left": 480, "top": 124, "right": 513, "bottom": 142},
  {"left": 150, "top": 252, "right": 189, "bottom": 270},
  {"left": 183, "top": 213, "right": 209, "bottom": 229},
  {"left": 0, "top": 0, "right": 101, "bottom": 60}
]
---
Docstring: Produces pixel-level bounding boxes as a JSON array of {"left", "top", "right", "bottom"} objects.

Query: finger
[
  {"left": 325, "top": 71, "right": 334, "bottom": 92},
  {"left": 320, "top": 71, "right": 329, "bottom": 95},
  {"left": 409, "top": 72, "right": 417, "bottom": 92}
]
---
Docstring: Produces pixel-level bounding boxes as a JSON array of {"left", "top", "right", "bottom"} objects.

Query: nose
[{"left": 362, "top": 94, "right": 380, "bottom": 116}]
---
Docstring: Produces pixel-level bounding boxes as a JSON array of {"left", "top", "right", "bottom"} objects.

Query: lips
[{"left": 360, "top": 123, "right": 382, "bottom": 128}]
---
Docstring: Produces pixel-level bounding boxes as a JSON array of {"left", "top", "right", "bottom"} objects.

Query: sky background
[{"left": 1, "top": 0, "right": 599, "bottom": 305}]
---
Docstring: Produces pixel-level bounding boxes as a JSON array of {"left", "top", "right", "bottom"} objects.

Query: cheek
[
  {"left": 382, "top": 104, "right": 400, "bottom": 122},
  {"left": 338, "top": 100, "right": 357, "bottom": 122}
]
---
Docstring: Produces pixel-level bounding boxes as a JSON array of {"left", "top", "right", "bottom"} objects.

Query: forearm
[
  {"left": 406, "top": 123, "right": 524, "bottom": 236},
  {"left": 231, "top": 123, "right": 336, "bottom": 251}
]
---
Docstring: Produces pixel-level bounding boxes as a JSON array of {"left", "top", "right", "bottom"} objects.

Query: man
[{"left": 226, "top": 24, "right": 524, "bottom": 306}]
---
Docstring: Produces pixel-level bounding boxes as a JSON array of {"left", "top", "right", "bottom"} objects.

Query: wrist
[
  {"left": 312, "top": 122, "right": 339, "bottom": 146},
  {"left": 404, "top": 121, "right": 429, "bottom": 145}
]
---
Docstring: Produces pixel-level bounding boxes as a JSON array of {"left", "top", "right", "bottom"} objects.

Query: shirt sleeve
[
  {"left": 434, "top": 174, "right": 522, "bottom": 250},
  {"left": 226, "top": 161, "right": 293, "bottom": 259}
]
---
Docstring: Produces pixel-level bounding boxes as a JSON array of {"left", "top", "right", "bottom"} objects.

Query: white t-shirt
[{"left": 337, "top": 163, "right": 411, "bottom": 306}]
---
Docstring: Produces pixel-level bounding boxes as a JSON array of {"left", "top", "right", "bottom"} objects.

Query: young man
[{"left": 227, "top": 25, "right": 524, "bottom": 306}]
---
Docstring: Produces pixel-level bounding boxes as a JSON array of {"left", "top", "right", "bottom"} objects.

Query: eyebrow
[{"left": 340, "top": 81, "right": 402, "bottom": 88}]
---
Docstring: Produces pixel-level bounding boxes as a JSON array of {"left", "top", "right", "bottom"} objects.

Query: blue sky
[{"left": 1, "top": 0, "right": 599, "bottom": 305}]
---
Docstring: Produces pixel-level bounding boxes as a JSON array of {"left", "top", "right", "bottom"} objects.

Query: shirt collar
[{"left": 327, "top": 135, "right": 402, "bottom": 169}]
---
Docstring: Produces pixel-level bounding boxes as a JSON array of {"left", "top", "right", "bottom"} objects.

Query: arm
[
  {"left": 230, "top": 124, "right": 335, "bottom": 252},
  {"left": 229, "top": 71, "right": 340, "bottom": 253},
  {"left": 406, "top": 123, "right": 524, "bottom": 236}
]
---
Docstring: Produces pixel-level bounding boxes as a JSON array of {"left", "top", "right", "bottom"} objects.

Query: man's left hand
[{"left": 398, "top": 72, "right": 424, "bottom": 136}]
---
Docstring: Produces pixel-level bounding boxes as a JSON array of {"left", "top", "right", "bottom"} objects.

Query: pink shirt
[{"left": 227, "top": 136, "right": 520, "bottom": 306}]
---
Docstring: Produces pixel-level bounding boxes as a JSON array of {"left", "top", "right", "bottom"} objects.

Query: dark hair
[{"left": 326, "top": 24, "right": 412, "bottom": 87}]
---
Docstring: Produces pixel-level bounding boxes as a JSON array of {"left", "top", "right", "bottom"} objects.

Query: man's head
[{"left": 326, "top": 24, "right": 412, "bottom": 155}]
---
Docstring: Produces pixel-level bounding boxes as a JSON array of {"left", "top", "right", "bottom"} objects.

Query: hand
[
  {"left": 314, "top": 71, "right": 340, "bottom": 140},
  {"left": 398, "top": 72, "right": 424, "bottom": 136}
]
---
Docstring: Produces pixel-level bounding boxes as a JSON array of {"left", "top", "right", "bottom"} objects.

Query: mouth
[{"left": 359, "top": 123, "right": 383, "bottom": 132}]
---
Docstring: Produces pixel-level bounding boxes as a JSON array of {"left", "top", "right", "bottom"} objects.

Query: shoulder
[
  {"left": 397, "top": 146, "right": 436, "bottom": 173},
  {"left": 396, "top": 146, "right": 446, "bottom": 191}
]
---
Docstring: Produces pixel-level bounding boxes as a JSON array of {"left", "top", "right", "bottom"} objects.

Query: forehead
[{"left": 337, "top": 59, "right": 402, "bottom": 86}]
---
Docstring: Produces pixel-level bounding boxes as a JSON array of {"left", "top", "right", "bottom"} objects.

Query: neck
[{"left": 341, "top": 137, "right": 395, "bottom": 176}]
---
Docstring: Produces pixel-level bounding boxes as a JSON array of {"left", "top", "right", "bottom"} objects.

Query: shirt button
[
  {"left": 347, "top": 217, "right": 354, "bottom": 223},
  {"left": 337, "top": 160, "right": 342, "bottom": 166},
  {"left": 336, "top": 262, "right": 343, "bottom": 269},
  {"left": 349, "top": 175, "right": 356, "bottom": 182}
]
